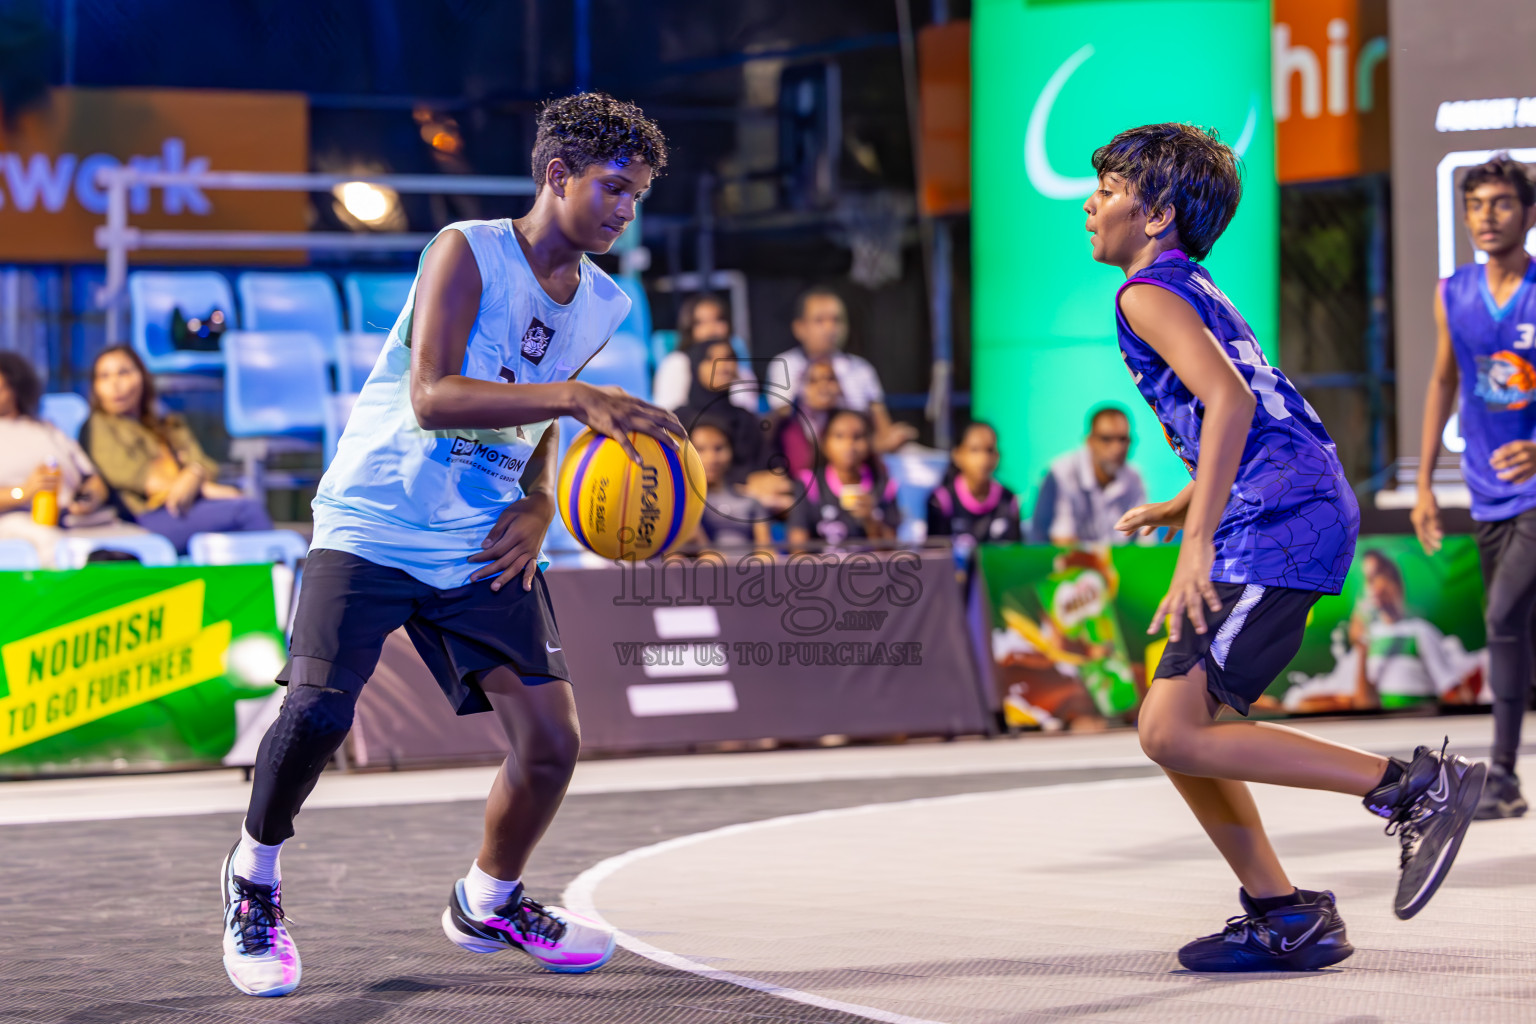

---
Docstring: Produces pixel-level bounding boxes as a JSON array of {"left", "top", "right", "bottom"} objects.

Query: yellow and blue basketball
[{"left": 557, "top": 428, "right": 707, "bottom": 560}]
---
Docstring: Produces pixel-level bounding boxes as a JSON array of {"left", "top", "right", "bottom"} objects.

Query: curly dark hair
[
  {"left": 531, "top": 92, "right": 668, "bottom": 191},
  {"left": 1462, "top": 152, "right": 1535, "bottom": 208},
  {"left": 0, "top": 350, "right": 43, "bottom": 418},
  {"left": 1091, "top": 123, "right": 1242, "bottom": 261}
]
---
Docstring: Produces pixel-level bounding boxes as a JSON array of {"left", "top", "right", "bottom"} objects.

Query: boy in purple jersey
[
  {"left": 1414, "top": 153, "right": 1536, "bottom": 819},
  {"left": 1085, "top": 123, "right": 1484, "bottom": 971}
]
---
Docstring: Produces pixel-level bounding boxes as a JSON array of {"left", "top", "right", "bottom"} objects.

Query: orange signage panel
[
  {"left": 1273, "top": 0, "right": 1390, "bottom": 183},
  {"left": 918, "top": 21, "right": 971, "bottom": 216},
  {"left": 0, "top": 87, "right": 308, "bottom": 263}
]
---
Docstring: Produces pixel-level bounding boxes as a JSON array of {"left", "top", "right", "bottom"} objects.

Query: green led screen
[{"left": 972, "top": 0, "right": 1277, "bottom": 509}]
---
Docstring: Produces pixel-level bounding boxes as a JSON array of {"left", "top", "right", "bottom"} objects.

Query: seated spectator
[
  {"left": 652, "top": 293, "right": 758, "bottom": 413},
  {"left": 927, "top": 421, "right": 1023, "bottom": 562},
  {"left": 1034, "top": 405, "right": 1148, "bottom": 547},
  {"left": 674, "top": 340, "right": 793, "bottom": 512},
  {"left": 686, "top": 417, "right": 772, "bottom": 550},
  {"left": 0, "top": 352, "right": 143, "bottom": 566},
  {"left": 84, "top": 345, "right": 272, "bottom": 554},
  {"left": 769, "top": 355, "right": 843, "bottom": 479},
  {"left": 771, "top": 286, "right": 917, "bottom": 453},
  {"left": 788, "top": 408, "right": 900, "bottom": 547}
]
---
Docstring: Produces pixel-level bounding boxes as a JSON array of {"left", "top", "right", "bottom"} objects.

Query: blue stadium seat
[
  {"left": 54, "top": 532, "right": 178, "bottom": 569},
  {"left": 129, "top": 270, "right": 234, "bottom": 375},
  {"left": 577, "top": 332, "right": 651, "bottom": 401},
  {"left": 883, "top": 448, "right": 951, "bottom": 542},
  {"left": 613, "top": 276, "right": 652, "bottom": 358},
  {"left": 236, "top": 272, "right": 343, "bottom": 339},
  {"left": 221, "top": 331, "right": 329, "bottom": 498},
  {"left": 0, "top": 538, "right": 41, "bottom": 571},
  {"left": 322, "top": 391, "right": 359, "bottom": 468},
  {"left": 334, "top": 332, "right": 387, "bottom": 393},
  {"left": 190, "top": 529, "right": 309, "bottom": 569},
  {"left": 343, "top": 271, "right": 414, "bottom": 334},
  {"left": 222, "top": 331, "right": 328, "bottom": 440},
  {"left": 39, "top": 392, "right": 90, "bottom": 440}
]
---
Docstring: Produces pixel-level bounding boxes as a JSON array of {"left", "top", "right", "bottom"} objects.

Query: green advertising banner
[
  {"left": 979, "top": 536, "right": 1487, "bottom": 729},
  {"left": 972, "top": 0, "right": 1277, "bottom": 507},
  {"left": 0, "top": 563, "right": 284, "bottom": 775}
]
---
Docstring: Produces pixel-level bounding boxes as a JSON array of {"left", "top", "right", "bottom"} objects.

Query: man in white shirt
[
  {"left": 1041, "top": 405, "right": 1148, "bottom": 546},
  {"left": 771, "top": 286, "right": 916, "bottom": 452}
]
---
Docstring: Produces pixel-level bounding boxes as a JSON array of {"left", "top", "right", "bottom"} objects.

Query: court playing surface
[{"left": 2, "top": 716, "right": 1531, "bottom": 1023}]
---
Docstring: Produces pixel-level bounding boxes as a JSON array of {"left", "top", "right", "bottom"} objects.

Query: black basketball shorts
[
  {"left": 1152, "top": 581, "right": 1321, "bottom": 716},
  {"left": 278, "top": 548, "right": 571, "bottom": 716}
]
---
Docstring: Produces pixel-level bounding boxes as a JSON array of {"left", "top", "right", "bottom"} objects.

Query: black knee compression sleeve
[{"left": 245, "top": 657, "right": 362, "bottom": 844}]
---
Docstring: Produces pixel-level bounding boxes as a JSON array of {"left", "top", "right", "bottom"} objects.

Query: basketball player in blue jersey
[
  {"left": 1086, "top": 124, "right": 1485, "bottom": 971},
  {"left": 215, "top": 93, "right": 684, "bottom": 997},
  {"left": 1413, "top": 154, "right": 1536, "bottom": 820}
]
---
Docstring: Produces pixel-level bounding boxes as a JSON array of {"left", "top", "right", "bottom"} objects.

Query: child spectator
[
  {"left": 927, "top": 421, "right": 1023, "bottom": 564},
  {"left": 788, "top": 408, "right": 900, "bottom": 547},
  {"left": 686, "top": 417, "right": 771, "bottom": 549},
  {"left": 84, "top": 345, "right": 272, "bottom": 554},
  {"left": 674, "top": 339, "right": 793, "bottom": 511},
  {"left": 770, "top": 355, "right": 842, "bottom": 478},
  {"left": 652, "top": 293, "right": 758, "bottom": 413}
]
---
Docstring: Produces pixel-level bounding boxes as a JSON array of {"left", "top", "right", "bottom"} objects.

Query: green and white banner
[{"left": 0, "top": 564, "right": 284, "bottom": 775}]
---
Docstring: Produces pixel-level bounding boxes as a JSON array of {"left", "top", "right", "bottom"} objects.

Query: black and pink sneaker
[{"left": 441, "top": 879, "right": 615, "bottom": 973}]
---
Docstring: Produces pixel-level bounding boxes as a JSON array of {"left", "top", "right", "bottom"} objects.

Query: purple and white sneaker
[
  {"left": 441, "top": 879, "right": 615, "bottom": 973},
  {"left": 220, "top": 844, "right": 301, "bottom": 997}
]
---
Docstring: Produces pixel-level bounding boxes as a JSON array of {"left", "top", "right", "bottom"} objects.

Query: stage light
[{"left": 336, "top": 181, "right": 394, "bottom": 224}]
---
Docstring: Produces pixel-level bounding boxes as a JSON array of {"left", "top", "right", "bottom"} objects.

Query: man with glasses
[{"left": 1036, "top": 404, "right": 1148, "bottom": 546}]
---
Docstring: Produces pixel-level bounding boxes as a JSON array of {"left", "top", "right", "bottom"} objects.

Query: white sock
[
  {"left": 232, "top": 825, "right": 283, "bottom": 886},
  {"left": 464, "top": 860, "right": 521, "bottom": 918}
]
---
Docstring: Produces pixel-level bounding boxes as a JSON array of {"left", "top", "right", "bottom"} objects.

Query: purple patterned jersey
[
  {"left": 1114, "top": 250, "right": 1358, "bottom": 593},
  {"left": 1441, "top": 260, "right": 1536, "bottom": 521}
]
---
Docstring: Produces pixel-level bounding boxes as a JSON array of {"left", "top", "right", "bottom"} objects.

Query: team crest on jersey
[
  {"left": 520, "top": 318, "right": 554, "bottom": 364},
  {"left": 1477, "top": 351, "right": 1536, "bottom": 411}
]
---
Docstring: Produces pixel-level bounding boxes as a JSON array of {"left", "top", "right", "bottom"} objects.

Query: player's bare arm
[
  {"left": 1116, "top": 480, "right": 1195, "bottom": 537},
  {"left": 1412, "top": 284, "right": 1458, "bottom": 555},
  {"left": 468, "top": 423, "right": 559, "bottom": 592},
  {"left": 408, "top": 229, "right": 682, "bottom": 464},
  {"left": 1119, "top": 282, "right": 1255, "bottom": 640}
]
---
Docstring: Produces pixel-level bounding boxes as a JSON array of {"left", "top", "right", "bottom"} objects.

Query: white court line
[{"left": 561, "top": 776, "right": 1162, "bottom": 1024}]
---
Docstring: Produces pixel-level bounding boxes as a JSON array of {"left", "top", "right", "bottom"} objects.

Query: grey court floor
[{"left": 1, "top": 717, "right": 1533, "bottom": 1024}]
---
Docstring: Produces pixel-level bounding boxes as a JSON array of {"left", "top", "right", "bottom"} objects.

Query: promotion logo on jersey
[
  {"left": 1476, "top": 351, "right": 1536, "bottom": 411},
  {"left": 520, "top": 318, "right": 554, "bottom": 365}
]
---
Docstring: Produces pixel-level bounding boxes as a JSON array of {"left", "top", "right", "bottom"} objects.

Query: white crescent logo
[{"left": 1024, "top": 43, "right": 1260, "bottom": 202}]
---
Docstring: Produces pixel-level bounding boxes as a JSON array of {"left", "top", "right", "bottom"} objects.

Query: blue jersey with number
[
  {"left": 1443, "top": 261, "right": 1536, "bottom": 521},
  {"left": 1114, "top": 250, "right": 1359, "bottom": 593}
]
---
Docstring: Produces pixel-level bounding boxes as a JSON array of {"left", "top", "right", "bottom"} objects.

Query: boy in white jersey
[{"left": 218, "top": 93, "right": 681, "bottom": 997}]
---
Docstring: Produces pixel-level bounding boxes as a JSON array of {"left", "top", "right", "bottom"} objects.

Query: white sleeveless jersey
[{"left": 311, "top": 219, "right": 631, "bottom": 589}]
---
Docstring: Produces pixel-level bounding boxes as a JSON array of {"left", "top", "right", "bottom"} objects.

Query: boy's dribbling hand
[
  {"left": 1151, "top": 541, "right": 1221, "bottom": 641},
  {"left": 470, "top": 492, "right": 554, "bottom": 592},
  {"left": 575, "top": 382, "right": 684, "bottom": 465}
]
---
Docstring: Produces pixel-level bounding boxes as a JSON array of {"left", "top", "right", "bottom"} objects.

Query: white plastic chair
[
  {"left": 0, "top": 539, "right": 41, "bottom": 570},
  {"left": 221, "top": 331, "right": 328, "bottom": 498},
  {"left": 39, "top": 392, "right": 91, "bottom": 440},
  {"left": 189, "top": 529, "right": 309, "bottom": 569},
  {"left": 54, "top": 533, "right": 178, "bottom": 569}
]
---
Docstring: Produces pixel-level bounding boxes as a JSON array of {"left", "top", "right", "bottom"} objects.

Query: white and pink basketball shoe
[
  {"left": 441, "top": 878, "right": 615, "bottom": 973},
  {"left": 220, "top": 844, "right": 301, "bottom": 997}
]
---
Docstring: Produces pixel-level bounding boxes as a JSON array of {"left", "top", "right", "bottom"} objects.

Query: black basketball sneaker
[
  {"left": 1474, "top": 764, "right": 1528, "bottom": 820},
  {"left": 1177, "top": 889, "right": 1353, "bottom": 972},
  {"left": 1362, "top": 739, "right": 1486, "bottom": 920}
]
